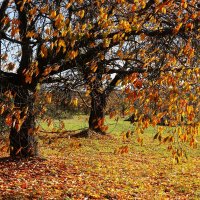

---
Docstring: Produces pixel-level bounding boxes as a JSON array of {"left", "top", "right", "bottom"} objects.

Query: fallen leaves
[{"left": 0, "top": 134, "right": 199, "bottom": 199}]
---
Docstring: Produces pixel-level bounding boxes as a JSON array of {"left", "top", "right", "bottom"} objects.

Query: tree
[
  {"left": 0, "top": 0, "right": 199, "bottom": 158},
  {"left": 76, "top": 0, "right": 200, "bottom": 133}
]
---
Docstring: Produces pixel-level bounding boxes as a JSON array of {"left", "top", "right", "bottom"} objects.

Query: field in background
[{"left": 0, "top": 115, "right": 200, "bottom": 199}]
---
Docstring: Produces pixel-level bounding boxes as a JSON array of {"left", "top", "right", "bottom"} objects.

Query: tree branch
[{"left": 0, "top": 0, "right": 9, "bottom": 29}]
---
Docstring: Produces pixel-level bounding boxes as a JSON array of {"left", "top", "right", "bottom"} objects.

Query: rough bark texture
[
  {"left": 9, "top": 87, "right": 38, "bottom": 158},
  {"left": 89, "top": 90, "right": 106, "bottom": 133}
]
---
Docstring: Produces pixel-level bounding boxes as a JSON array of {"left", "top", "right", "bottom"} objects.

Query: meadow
[{"left": 0, "top": 115, "right": 199, "bottom": 199}]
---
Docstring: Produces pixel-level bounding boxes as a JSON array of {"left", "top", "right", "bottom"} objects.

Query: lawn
[{"left": 0, "top": 115, "right": 199, "bottom": 199}]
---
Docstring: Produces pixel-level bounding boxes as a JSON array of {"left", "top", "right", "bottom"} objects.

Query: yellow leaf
[
  {"left": 0, "top": 105, "right": 5, "bottom": 115},
  {"left": 40, "top": 6, "right": 48, "bottom": 14},
  {"left": 115, "top": 80, "right": 121, "bottom": 86},
  {"left": 161, "top": 7, "right": 166, "bottom": 14},
  {"left": 173, "top": 23, "right": 183, "bottom": 34},
  {"left": 81, "top": 24, "right": 87, "bottom": 31},
  {"left": 103, "top": 38, "right": 111, "bottom": 48},
  {"left": 36, "top": 83, "right": 41, "bottom": 91},
  {"left": 58, "top": 39, "right": 66, "bottom": 48},
  {"left": 65, "top": 3, "right": 72, "bottom": 9},
  {"left": 45, "top": 92, "right": 52, "bottom": 104},
  {"left": 85, "top": 89, "right": 91, "bottom": 97},
  {"left": 41, "top": 45, "right": 48, "bottom": 58},
  {"left": 91, "top": 63, "right": 98, "bottom": 72},
  {"left": 113, "top": 34, "right": 119, "bottom": 42},
  {"left": 50, "top": 10, "right": 57, "bottom": 18},
  {"left": 141, "top": 1, "right": 146, "bottom": 8},
  {"left": 68, "top": 50, "right": 78, "bottom": 59},
  {"left": 55, "top": 14, "right": 64, "bottom": 27},
  {"left": 78, "top": 10, "right": 85, "bottom": 19},
  {"left": 72, "top": 98, "right": 78, "bottom": 107}
]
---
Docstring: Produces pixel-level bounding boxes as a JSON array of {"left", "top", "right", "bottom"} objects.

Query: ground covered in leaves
[
  {"left": 0, "top": 138, "right": 199, "bottom": 199},
  {"left": 0, "top": 117, "right": 200, "bottom": 199}
]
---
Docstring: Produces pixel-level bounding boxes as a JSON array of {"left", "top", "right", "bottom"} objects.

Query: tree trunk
[
  {"left": 89, "top": 90, "right": 107, "bottom": 133},
  {"left": 9, "top": 87, "right": 38, "bottom": 158}
]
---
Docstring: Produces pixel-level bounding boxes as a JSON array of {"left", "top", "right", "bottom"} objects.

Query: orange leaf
[
  {"left": 5, "top": 115, "right": 12, "bottom": 126},
  {"left": 16, "top": 147, "right": 23, "bottom": 155},
  {"left": 21, "top": 182, "right": 28, "bottom": 189}
]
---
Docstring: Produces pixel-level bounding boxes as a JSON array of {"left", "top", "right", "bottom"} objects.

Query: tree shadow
[
  {"left": 71, "top": 129, "right": 113, "bottom": 140},
  {"left": 0, "top": 156, "right": 46, "bottom": 164},
  {"left": 0, "top": 156, "right": 16, "bottom": 163}
]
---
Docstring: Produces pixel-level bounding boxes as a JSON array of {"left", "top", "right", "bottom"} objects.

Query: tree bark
[
  {"left": 9, "top": 87, "right": 38, "bottom": 158},
  {"left": 89, "top": 90, "right": 107, "bottom": 133}
]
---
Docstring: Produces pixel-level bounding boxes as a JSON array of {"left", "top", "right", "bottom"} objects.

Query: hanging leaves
[{"left": 5, "top": 114, "right": 12, "bottom": 127}]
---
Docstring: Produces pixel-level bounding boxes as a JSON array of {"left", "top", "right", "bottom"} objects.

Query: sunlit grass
[{"left": 39, "top": 114, "right": 199, "bottom": 159}]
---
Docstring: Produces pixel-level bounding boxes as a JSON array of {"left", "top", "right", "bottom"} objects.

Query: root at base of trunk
[{"left": 72, "top": 129, "right": 109, "bottom": 139}]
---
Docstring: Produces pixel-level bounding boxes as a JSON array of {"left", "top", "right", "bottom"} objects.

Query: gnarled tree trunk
[
  {"left": 84, "top": 66, "right": 121, "bottom": 134},
  {"left": 89, "top": 90, "right": 107, "bottom": 133},
  {"left": 9, "top": 87, "right": 38, "bottom": 158}
]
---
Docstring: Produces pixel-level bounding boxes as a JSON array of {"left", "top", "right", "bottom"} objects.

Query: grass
[
  {"left": 0, "top": 115, "right": 199, "bottom": 199},
  {"left": 39, "top": 114, "right": 153, "bottom": 134}
]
